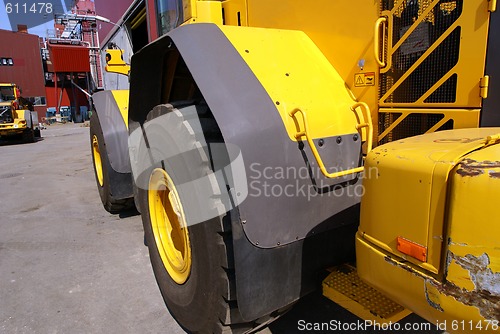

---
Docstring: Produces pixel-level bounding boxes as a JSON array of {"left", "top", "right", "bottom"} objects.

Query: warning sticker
[
  {"left": 400, "top": 24, "right": 430, "bottom": 56},
  {"left": 354, "top": 73, "right": 375, "bottom": 87}
]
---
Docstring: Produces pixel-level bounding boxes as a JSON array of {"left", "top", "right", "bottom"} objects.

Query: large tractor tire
[
  {"left": 138, "top": 104, "right": 277, "bottom": 334},
  {"left": 90, "top": 112, "right": 134, "bottom": 213}
]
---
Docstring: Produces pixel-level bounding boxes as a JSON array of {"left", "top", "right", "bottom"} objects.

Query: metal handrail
[
  {"left": 374, "top": 17, "right": 387, "bottom": 68},
  {"left": 351, "top": 102, "right": 373, "bottom": 154},
  {"left": 289, "top": 102, "right": 373, "bottom": 179}
]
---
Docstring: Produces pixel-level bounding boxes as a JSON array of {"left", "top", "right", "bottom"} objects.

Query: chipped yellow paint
[
  {"left": 357, "top": 234, "right": 497, "bottom": 332},
  {"left": 358, "top": 127, "right": 500, "bottom": 327},
  {"left": 360, "top": 128, "right": 500, "bottom": 274},
  {"left": 445, "top": 260, "right": 476, "bottom": 292}
]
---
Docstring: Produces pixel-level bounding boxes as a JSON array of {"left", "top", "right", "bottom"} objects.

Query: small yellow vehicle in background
[{"left": 0, "top": 83, "right": 41, "bottom": 143}]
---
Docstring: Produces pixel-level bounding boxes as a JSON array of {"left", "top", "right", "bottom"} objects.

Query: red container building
[{"left": 0, "top": 28, "right": 46, "bottom": 120}]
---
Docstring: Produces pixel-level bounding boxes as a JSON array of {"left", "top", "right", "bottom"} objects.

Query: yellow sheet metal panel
[
  {"left": 0, "top": 118, "right": 26, "bottom": 135},
  {"left": 244, "top": 0, "right": 380, "bottom": 133},
  {"left": 219, "top": 25, "right": 361, "bottom": 141},
  {"left": 360, "top": 128, "right": 500, "bottom": 274},
  {"left": 358, "top": 138, "right": 500, "bottom": 327},
  {"left": 111, "top": 90, "right": 130, "bottom": 129},
  {"left": 195, "top": 1, "right": 223, "bottom": 24},
  {"left": 221, "top": 0, "right": 247, "bottom": 26}
]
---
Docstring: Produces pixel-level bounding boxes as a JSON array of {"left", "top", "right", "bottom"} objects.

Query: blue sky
[{"left": 0, "top": 0, "right": 69, "bottom": 37}]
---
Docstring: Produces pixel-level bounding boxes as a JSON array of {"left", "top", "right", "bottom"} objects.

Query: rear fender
[
  {"left": 91, "top": 90, "right": 131, "bottom": 174},
  {"left": 129, "top": 23, "right": 363, "bottom": 320},
  {"left": 91, "top": 90, "right": 134, "bottom": 201}
]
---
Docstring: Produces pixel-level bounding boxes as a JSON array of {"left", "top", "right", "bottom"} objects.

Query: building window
[
  {"left": 0, "top": 58, "right": 14, "bottom": 66},
  {"left": 26, "top": 96, "right": 47, "bottom": 106},
  {"left": 34, "top": 96, "right": 46, "bottom": 105},
  {"left": 0, "top": 86, "right": 15, "bottom": 101}
]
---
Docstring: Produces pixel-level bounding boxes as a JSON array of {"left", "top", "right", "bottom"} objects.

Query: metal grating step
[{"left": 322, "top": 264, "right": 411, "bottom": 324}]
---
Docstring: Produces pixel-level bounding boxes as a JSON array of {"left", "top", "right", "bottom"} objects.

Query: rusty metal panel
[
  {"left": 443, "top": 141, "right": 500, "bottom": 320},
  {"left": 360, "top": 128, "right": 500, "bottom": 275},
  {"left": 358, "top": 130, "right": 500, "bottom": 325},
  {"left": 48, "top": 44, "right": 90, "bottom": 73}
]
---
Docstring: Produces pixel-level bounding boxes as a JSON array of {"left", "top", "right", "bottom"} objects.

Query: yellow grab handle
[
  {"left": 350, "top": 102, "right": 373, "bottom": 154},
  {"left": 374, "top": 17, "right": 387, "bottom": 68},
  {"left": 289, "top": 103, "right": 373, "bottom": 179}
]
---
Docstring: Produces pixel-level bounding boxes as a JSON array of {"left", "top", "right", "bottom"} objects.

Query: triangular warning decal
[{"left": 355, "top": 75, "right": 365, "bottom": 86}]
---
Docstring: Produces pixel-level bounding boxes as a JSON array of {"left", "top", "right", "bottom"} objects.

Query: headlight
[{"left": 13, "top": 124, "right": 18, "bottom": 128}]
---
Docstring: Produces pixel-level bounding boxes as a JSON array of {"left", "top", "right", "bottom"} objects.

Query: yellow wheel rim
[
  {"left": 92, "top": 135, "right": 104, "bottom": 187},
  {"left": 148, "top": 168, "right": 192, "bottom": 284}
]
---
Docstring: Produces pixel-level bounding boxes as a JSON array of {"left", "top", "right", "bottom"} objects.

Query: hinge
[
  {"left": 480, "top": 75, "right": 490, "bottom": 99},
  {"left": 489, "top": 0, "right": 497, "bottom": 12}
]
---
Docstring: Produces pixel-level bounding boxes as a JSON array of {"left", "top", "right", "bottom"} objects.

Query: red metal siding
[
  {"left": 45, "top": 86, "right": 88, "bottom": 109},
  {"left": 48, "top": 45, "right": 91, "bottom": 73},
  {"left": 0, "top": 29, "right": 46, "bottom": 121},
  {"left": 0, "top": 29, "right": 45, "bottom": 98},
  {"left": 95, "top": 0, "right": 135, "bottom": 44}
]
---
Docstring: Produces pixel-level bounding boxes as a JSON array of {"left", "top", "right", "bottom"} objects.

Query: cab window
[
  {"left": 155, "top": 0, "right": 181, "bottom": 36},
  {"left": 156, "top": 0, "right": 193, "bottom": 36}
]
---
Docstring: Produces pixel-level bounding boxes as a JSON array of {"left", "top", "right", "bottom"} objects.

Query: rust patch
[
  {"left": 451, "top": 253, "right": 500, "bottom": 296},
  {"left": 456, "top": 159, "right": 500, "bottom": 178},
  {"left": 384, "top": 254, "right": 500, "bottom": 320},
  {"left": 384, "top": 256, "right": 431, "bottom": 281},
  {"left": 456, "top": 168, "right": 483, "bottom": 177},
  {"left": 434, "top": 137, "right": 483, "bottom": 144},
  {"left": 424, "top": 283, "right": 444, "bottom": 312},
  {"left": 435, "top": 253, "right": 500, "bottom": 320},
  {"left": 489, "top": 171, "right": 500, "bottom": 179},
  {"left": 384, "top": 256, "right": 444, "bottom": 312}
]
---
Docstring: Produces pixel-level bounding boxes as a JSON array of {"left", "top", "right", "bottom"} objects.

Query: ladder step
[{"left": 322, "top": 264, "right": 411, "bottom": 324}]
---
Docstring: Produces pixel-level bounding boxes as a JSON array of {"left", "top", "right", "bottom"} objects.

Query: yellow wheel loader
[
  {"left": 0, "top": 83, "right": 41, "bottom": 143},
  {"left": 90, "top": 0, "right": 500, "bottom": 332}
]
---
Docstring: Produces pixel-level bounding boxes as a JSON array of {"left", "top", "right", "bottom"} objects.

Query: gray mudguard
[
  {"left": 92, "top": 90, "right": 132, "bottom": 174},
  {"left": 168, "top": 24, "right": 362, "bottom": 248},
  {"left": 128, "top": 24, "right": 362, "bottom": 321}
]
